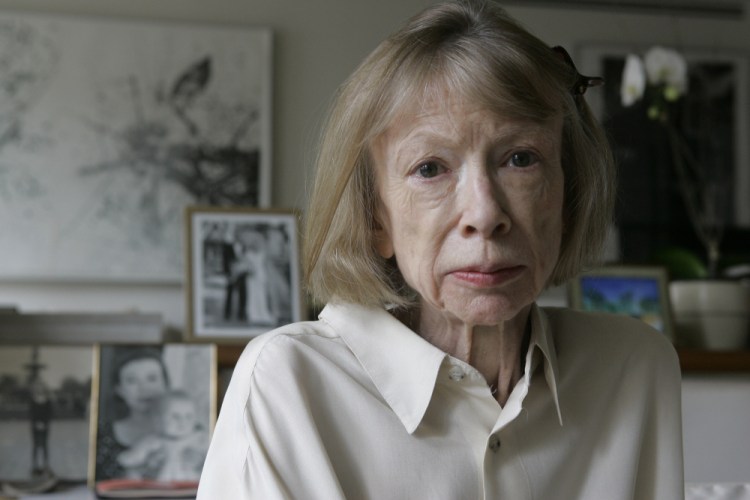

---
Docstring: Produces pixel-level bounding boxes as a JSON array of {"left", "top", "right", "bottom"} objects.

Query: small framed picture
[
  {"left": 0, "top": 345, "right": 94, "bottom": 483},
  {"left": 89, "top": 344, "right": 216, "bottom": 490},
  {"left": 568, "top": 265, "right": 674, "bottom": 340},
  {"left": 185, "top": 206, "right": 303, "bottom": 341}
]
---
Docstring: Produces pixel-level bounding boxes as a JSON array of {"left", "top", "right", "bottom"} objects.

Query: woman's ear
[{"left": 373, "top": 215, "right": 394, "bottom": 259}]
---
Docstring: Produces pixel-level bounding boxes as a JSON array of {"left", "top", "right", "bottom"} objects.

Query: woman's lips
[{"left": 450, "top": 265, "right": 525, "bottom": 287}]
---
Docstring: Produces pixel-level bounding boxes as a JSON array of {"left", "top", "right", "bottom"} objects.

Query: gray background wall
[{"left": 0, "top": 0, "right": 748, "bottom": 485}]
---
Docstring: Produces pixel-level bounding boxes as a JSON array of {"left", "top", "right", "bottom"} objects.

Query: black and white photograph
[
  {"left": 0, "top": 345, "right": 93, "bottom": 482},
  {"left": 185, "top": 206, "right": 302, "bottom": 341},
  {"left": 0, "top": 11, "right": 272, "bottom": 282},
  {"left": 91, "top": 344, "right": 215, "bottom": 485}
]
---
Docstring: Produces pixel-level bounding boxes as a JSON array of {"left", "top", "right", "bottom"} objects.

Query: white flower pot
[{"left": 669, "top": 280, "right": 750, "bottom": 350}]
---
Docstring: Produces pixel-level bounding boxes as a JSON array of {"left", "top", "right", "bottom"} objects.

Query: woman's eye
[
  {"left": 416, "top": 161, "right": 443, "bottom": 178},
  {"left": 509, "top": 151, "right": 537, "bottom": 168}
]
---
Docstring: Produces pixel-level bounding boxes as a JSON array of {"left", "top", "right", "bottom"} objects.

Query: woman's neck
[{"left": 416, "top": 306, "right": 530, "bottom": 406}]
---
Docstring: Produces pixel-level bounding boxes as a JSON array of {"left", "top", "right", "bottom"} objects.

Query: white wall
[
  {"left": 0, "top": 0, "right": 748, "bottom": 484},
  {"left": 683, "top": 374, "right": 750, "bottom": 483}
]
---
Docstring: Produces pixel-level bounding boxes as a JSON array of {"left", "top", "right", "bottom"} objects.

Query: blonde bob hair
[{"left": 303, "top": 0, "right": 615, "bottom": 308}]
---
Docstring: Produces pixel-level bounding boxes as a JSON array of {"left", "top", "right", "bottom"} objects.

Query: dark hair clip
[{"left": 552, "top": 46, "right": 604, "bottom": 98}]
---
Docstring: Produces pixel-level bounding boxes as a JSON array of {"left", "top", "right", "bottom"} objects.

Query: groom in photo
[{"left": 222, "top": 225, "right": 250, "bottom": 322}]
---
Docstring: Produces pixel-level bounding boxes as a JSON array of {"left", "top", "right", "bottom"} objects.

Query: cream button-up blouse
[{"left": 198, "top": 302, "right": 684, "bottom": 499}]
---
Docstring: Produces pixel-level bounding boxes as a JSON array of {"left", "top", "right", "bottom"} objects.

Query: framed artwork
[
  {"left": 0, "top": 345, "right": 93, "bottom": 483},
  {"left": 0, "top": 11, "right": 272, "bottom": 282},
  {"left": 568, "top": 265, "right": 674, "bottom": 340},
  {"left": 89, "top": 344, "right": 216, "bottom": 489},
  {"left": 576, "top": 44, "right": 749, "bottom": 262},
  {"left": 185, "top": 206, "right": 303, "bottom": 342}
]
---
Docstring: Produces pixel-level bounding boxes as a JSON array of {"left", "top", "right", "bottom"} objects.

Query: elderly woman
[{"left": 198, "top": 1, "right": 684, "bottom": 499}]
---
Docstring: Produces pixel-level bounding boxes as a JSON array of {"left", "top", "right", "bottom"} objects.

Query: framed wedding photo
[
  {"left": 185, "top": 206, "right": 303, "bottom": 341},
  {"left": 89, "top": 343, "right": 216, "bottom": 489},
  {"left": 568, "top": 265, "right": 674, "bottom": 341}
]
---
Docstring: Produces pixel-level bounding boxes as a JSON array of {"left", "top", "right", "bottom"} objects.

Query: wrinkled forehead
[
  {"left": 370, "top": 74, "right": 563, "bottom": 154},
  {"left": 372, "top": 91, "right": 482, "bottom": 156}
]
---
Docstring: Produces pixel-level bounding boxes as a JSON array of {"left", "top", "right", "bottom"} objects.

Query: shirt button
[
  {"left": 448, "top": 366, "right": 465, "bottom": 381},
  {"left": 488, "top": 434, "right": 501, "bottom": 453}
]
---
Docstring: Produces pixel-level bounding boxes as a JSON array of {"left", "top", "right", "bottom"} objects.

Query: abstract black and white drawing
[
  {"left": 0, "top": 12, "right": 272, "bottom": 281},
  {"left": 0, "top": 345, "right": 93, "bottom": 481},
  {"left": 185, "top": 206, "right": 302, "bottom": 341}
]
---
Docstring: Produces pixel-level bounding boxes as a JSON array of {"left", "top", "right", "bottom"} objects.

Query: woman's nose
[{"left": 459, "top": 167, "right": 511, "bottom": 238}]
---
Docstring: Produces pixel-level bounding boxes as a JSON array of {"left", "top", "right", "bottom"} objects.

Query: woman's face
[
  {"left": 371, "top": 93, "right": 565, "bottom": 327},
  {"left": 115, "top": 358, "right": 168, "bottom": 414}
]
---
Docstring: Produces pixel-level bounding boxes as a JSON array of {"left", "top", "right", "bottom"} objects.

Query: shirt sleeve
[
  {"left": 197, "top": 332, "right": 347, "bottom": 500},
  {"left": 542, "top": 308, "right": 686, "bottom": 500},
  {"left": 197, "top": 334, "right": 291, "bottom": 500},
  {"left": 633, "top": 333, "right": 685, "bottom": 500}
]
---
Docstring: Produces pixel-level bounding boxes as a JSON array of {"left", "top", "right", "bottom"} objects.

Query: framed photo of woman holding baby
[
  {"left": 89, "top": 344, "right": 216, "bottom": 493},
  {"left": 185, "top": 206, "right": 303, "bottom": 341}
]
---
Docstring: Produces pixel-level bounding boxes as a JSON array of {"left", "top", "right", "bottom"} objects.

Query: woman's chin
[{"left": 439, "top": 295, "right": 533, "bottom": 327}]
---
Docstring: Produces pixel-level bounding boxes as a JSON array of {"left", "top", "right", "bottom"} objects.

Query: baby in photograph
[{"left": 117, "top": 390, "right": 208, "bottom": 481}]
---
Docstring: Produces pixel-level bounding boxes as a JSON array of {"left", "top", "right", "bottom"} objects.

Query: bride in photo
[{"left": 237, "top": 226, "right": 275, "bottom": 326}]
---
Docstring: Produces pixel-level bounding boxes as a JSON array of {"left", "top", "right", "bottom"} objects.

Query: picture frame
[
  {"left": 576, "top": 44, "right": 750, "bottom": 262},
  {"left": 0, "top": 345, "right": 94, "bottom": 483},
  {"left": 568, "top": 265, "right": 675, "bottom": 341},
  {"left": 0, "top": 11, "right": 273, "bottom": 282},
  {"left": 0, "top": 312, "right": 163, "bottom": 344},
  {"left": 89, "top": 343, "right": 216, "bottom": 489},
  {"left": 185, "top": 206, "right": 303, "bottom": 342}
]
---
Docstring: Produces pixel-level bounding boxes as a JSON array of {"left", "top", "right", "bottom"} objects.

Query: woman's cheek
[{"left": 410, "top": 240, "right": 445, "bottom": 303}]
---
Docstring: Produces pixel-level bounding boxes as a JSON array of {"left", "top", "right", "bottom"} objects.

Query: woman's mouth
[{"left": 450, "top": 265, "right": 525, "bottom": 287}]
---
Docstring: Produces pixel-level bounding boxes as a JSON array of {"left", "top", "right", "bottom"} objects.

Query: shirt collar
[
  {"left": 319, "top": 301, "right": 562, "bottom": 433},
  {"left": 319, "top": 302, "right": 446, "bottom": 434},
  {"left": 529, "top": 303, "right": 563, "bottom": 425}
]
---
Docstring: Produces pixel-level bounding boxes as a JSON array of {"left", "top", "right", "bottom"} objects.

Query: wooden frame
[
  {"left": 568, "top": 265, "right": 675, "bottom": 341},
  {"left": 0, "top": 345, "right": 94, "bottom": 483},
  {"left": 185, "top": 206, "right": 303, "bottom": 342},
  {"left": 0, "top": 313, "right": 162, "bottom": 344},
  {"left": 89, "top": 343, "right": 216, "bottom": 489},
  {"left": 0, "top": 11, "right": 273, "bottom": 282}
]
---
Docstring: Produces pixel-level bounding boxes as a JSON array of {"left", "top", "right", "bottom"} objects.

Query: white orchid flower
[
  {"left": 644, "top": 46, "right": 688, "bottom": 99},
  {"left": 621, "top": 54, "right": 646, "bottom": 106}
]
